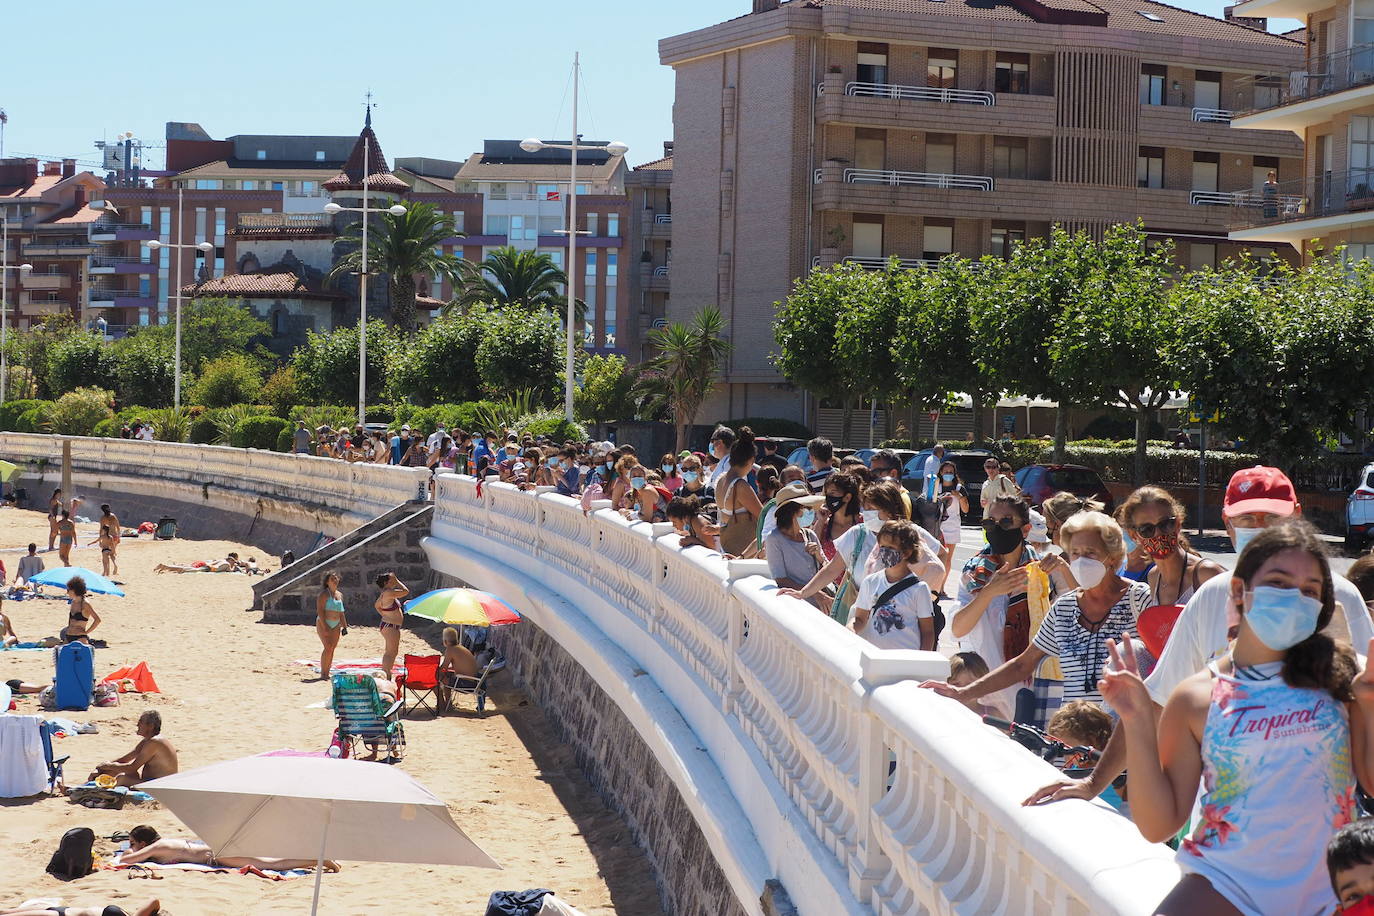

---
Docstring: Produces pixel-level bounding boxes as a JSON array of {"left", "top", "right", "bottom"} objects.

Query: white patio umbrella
[{"left": 141, "top": 755, "right": 500, "bottom": 913}]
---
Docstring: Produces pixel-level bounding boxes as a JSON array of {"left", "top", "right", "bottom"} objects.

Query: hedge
[
  {"left": 230, "top": 415, "right": 290, "bottom": 451},
  {"left": 0, "top": 399, "right": 50, "bottom": 432}
]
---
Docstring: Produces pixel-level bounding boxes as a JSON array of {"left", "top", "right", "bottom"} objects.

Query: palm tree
[
  {"left": 634, "top": 306, "right": 732, "bottom": 452},
  {"left": 448, "top": 247, "right": 578, "bottom": 314},
  {"left": 330, "top": 202, "right": 461, "bottom": 333}
]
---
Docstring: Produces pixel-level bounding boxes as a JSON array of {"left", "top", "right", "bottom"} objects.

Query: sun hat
[
  {"left": 1223, "top": 466, "right": 1297, "bottom": 518},
  {"left": 774, "top": 481, "right": 824, "bottom": 509}
]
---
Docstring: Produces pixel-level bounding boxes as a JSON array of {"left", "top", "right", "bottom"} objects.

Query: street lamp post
[
  {"left": 521, "top": 52, "right": 628, "bottom": 423},
  {"left": 0, "top": 212, "right": 33, "bottom": 405},
  {"left": 146, "top": 187, "right": 214, "bottom": 409},
  {"left": 325, "top": 135, "right": 406, "bottom": 427}
]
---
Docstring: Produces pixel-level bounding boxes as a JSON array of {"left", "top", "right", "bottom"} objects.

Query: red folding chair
[{"left": 399, "top": 654, "right": 441, "bottom": 717}]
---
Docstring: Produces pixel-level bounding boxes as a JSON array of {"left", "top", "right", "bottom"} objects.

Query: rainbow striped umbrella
[{"left": 403, "top": 588, "right": 521, "bottom": 627}]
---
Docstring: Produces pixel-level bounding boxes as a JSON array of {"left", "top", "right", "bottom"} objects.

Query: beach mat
[
  {"left": 293, "top": 658, "right": 407, "bottom": 678},
  {"left": 109, "top": 857, "right": 314, "bottom": 880}
]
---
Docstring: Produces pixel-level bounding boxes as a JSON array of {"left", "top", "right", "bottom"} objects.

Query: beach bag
[
  {"left": 46, "top": 826, "right": 95, "bottom": 878},
  {"left": 92, "top": 683, "right": 119, "bottom": 707},
  {"left": 830, "top": 527, "right": 872, "bottom": 625}
]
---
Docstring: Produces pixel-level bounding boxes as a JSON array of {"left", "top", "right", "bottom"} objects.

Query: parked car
[
  {"left": 756, "top": 436, "right": 806, "bottom": 462},
  {"left": 1014, "top": 464, "right": 1116, "bottom": 515},
  {"left": 784, "top": 446, "right": 857, "bottom": 473},
  {"left": 855, "top": 447, "right": 918, "bottom": 470},
  {"left": 1346, "top": 463, "right": 1374, "bottom": 554},
  {"left": 900, "top": 448, "right": 995, "bottom": 522}
]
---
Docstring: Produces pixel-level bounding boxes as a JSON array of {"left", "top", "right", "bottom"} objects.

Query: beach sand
[{"left": 0, "top": 508, "right": 666, "bottom": 915}]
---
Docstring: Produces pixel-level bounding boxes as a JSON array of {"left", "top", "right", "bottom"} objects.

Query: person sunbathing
[
  {"left": 120, "top": 825, "right": 340, "bottom": 874},
  {"left": 0, "top": 899, "right": 162, "bottom": 916},
  {"left": 153, "top": 552, "right": 242, "bottom": 574},
  {"left": 89, "top": 711, "right": 177, "bottom": 787},
  {"left": 5, "top": 678, "right": 47, "bottom": 694},
  {"left": 0, "top": 608, "right": 16, "bottom": 647}
]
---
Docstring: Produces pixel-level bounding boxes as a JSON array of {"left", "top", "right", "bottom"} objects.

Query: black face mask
[
  {"left": 825, "top": 495, "right": 845, "bottom": 512},
  {"left": 985, "top": 525, "right": 1025, "bottom": 556}
]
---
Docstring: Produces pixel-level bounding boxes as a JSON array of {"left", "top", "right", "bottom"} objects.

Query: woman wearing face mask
[
  {"left": 673, "top": 454, "right": 716, "bottom": 508},
  {"left": 620, "top": 464, "right": 669, "bottom": 523},
  {"left": 658, "top": 453, "right": 683, "bottom": 491},
  {"left": 1120, "top": 486, "right": 1223, "bottom": 621},
  {"left": 766, "top": 484, "right": 826, "bottom": 601},
  {"left": 924, "top": 510, "right": 1147, "bottom": 718},
  {"left": 610, "top": 454, "right": 638, "bottom": 510},
  {"left": 1103, "top": 520, "right": 1374, "bottom": 916},
  {"left": 816, "top": 472, "right": 861, "bottom": 561},
  {"left": 779, "top": 480, "right": 942, "bottom": 622},
  {"left": 935, "top": 460, "right": 970, "bottom": 595},
  {"left": 718, "top": 427, "right": 764, "bottom": 557}
]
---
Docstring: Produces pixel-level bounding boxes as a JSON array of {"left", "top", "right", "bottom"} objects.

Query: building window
[
  {"left": 1195, "top": 70, "right": 1222, "bottom": 111},
  {"left": 215, "top": 209, "right": 226, "bottom": 243},
  {"left": 301, "top": 181, "right": 316, "bottom": 195},
  {"left": 1192, "top": 150, "right": 1220, "bottom": 192},
  {"left": 1252, "top": 155, "right": 1280, "bottom": 191},
  {"left": 923, "top": 220, "right": 953, "bottom": 260},
  {"left": 852, "top": 216, "right": 884, "bottom": 258},
  {"left": 509, "top": 215, "right": 524, "bottom": 241},
  {"left": 547, "top": 249, "right": 563, "bottom": 269},
  {"left": 536, "top": 183, "right": 559, "bottom": 199},
  {"left": 576, "top": 184, "right": 588, "bottom": 195},
  {"left": 241, "top": 180, "right": 256, "bottom": 190},
  {"left": 452, "top": 211, "right": 465, "bottom": 233},
  {"left": 928, "top": 49, "right": 958, "bottom": 89},
  {"left": 607, "top": 251, "right": 618, "bottom": 277},
  {"left": 1189, "top": 243, "right": 1216, "bottom": 270},
  {"left": 993, "top": 137, "right": 1028, "bottom": 180},
  {"left": 586, "top": 250, "right": 597, "bottom": 276},
  {"left": 855, "top": 128, "right": 886, "bottom": 172},
  {"left": 193, "top": 179, "right": 222, "bottom": 190},
  {"left": 1351, "top": 116, "right": 1374, "bottom": 194},
  {"left": 607, "top": 213, "right": 619, "bottom": 237},
  {"left": 857, "top": 42, "right": 889, "bottom": 85},
  {"left": 1137, "top": 146, "right": 1165, "bottom": 188},
  {"left": 990, "top": 222, "right": 1026, "bottom": 259},
  {"left": 1139, "top": 64, "right": 1166, "bottom": 105},
  {"left": 1346, "top": 242, "right": 1374, "bottom": 270},
  {"left": 485, "top": 215, "right": 508, "bottom": 236},
  {"left": 584, "top": 213, "right": 597, "bottom": 236},
  {"left": 995, "top": 53, "right": 1030, "bottom": 94},
  {"left": 256, "top": 150, "right": 267, "bottom": 160},
  {"left": 271, "top": 181, "right": 283, "bottom": 191},
  {"left": 315, "top": 150, "right": 326, "bottom": 161}
]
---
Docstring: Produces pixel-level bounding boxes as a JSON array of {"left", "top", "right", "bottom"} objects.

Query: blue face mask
[
  {"left": 546, "top": 458, "right": 559, "bottom": 469},
  {"left": 941, "top": 473, "right": 955, "bottom": 484},
  {"left": 630, "top": 476, "right": 646, "bottom": 490},
  {"left": 681, "top": 470, "right": 699, "bottom": 484},
  {"left": 1232, "top": 526, "right": 1261, "bottom": 554},
  {"left": 602, "top": 463, "right": 612, "bottom": 473},
  {"left": 799, "top": 509, "right": 816, "bottom": 527},
  {"left": 662, "top": 464, "right": 674, "bottom": 473},
  {"left": 1245, "top": 585, "right": 1322, "bottom": 650},
  {"left": 1122, "top": 531, "right": 1137, "bottom": 555}
]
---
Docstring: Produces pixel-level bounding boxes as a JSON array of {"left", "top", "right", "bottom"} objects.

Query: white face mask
[
  {"left": 1070, "top": 556, "right": 1107, "bottom": 589},
  {"left": 862, "top": 509, "right": 883, "bottom": 533}
]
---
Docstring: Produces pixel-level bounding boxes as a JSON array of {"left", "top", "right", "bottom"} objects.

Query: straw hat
[{"left": 774, "top": 481, "right": 823, "bottom": 509}]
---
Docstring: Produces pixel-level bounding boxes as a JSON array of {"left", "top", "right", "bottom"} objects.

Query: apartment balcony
[
  {"left": 813, "top": 164, "right": 997, "bottom": 216},
  {"left": 1228, "top": 168, "right": 1374, "bottom": 245},
  {"left": 88, "top": 287, "right": 139, "bottom": 303},
  {"left": 19, "top": 292, "right": 72, "bottom": 312},
  {"left": 18, "top": 271, "right": 69, "bottom": 290},
  {"left": 644, "top": 213, "right": 672, "bottom": 240},
  {"left": 815, "top": 75, "right": 1055, "bottom": 136},
  {"left": 90, "top": 256, "right": 157, "bottom": 274},
  {"left": 90, "top": 222, "right": 152, "bottom": 242},
  {"left": 1228, "top": 0, "right": 1335, "bottom": 23},
  {"left": 1231, "top": 44, "right": 1374, "bottom": 134},
  {"left": 1137, "top": 104, "right": 1303, "bottom": 158},
  {"left": 640, "top": 262, "right": 670, "bottom": 291},
  {"left": 836, "top": 167, "right": 994, "bottom": 191},
  {"left": 232, "top": 212, "right": 334, "bottom": 238},
  {"left": 20, "top": 238, "right": 97, "bottom": 257}
]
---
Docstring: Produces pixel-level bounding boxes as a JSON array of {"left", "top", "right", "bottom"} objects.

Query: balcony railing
[
  {"left": 91, "top": 222, "right": 151, "bottom": 232},
  {"left": 1228, "top": 168, "right": 1374, "bottom": 229},
  {"left": 236, "top": 212, "right": 332, "bottom": 230},
  {"left": 90, "top": 256, "right": 154, "bottom": 268},
  {"left": 1235, "top": 43, "right": 1374, "bottom": 116},
  {"left": 88, "top": 288, "right": 138, "bottom": 301},
  {"left": 21, "top": 239, "right": 96, "bottom": 255},
  {"left": 840, "top": 167, "right": 995, "bottom": 191},
  {"left": 1191, "top": 107, "right": 1233, "bottom": 123},
  {"left": 811, "top": 255, "right": 987, "bottom": 271},
  {"left": 819, "top": 80, "right": 996, "bottom": 107},
  {"left": 652, "top": 265, "right": 669, "bottom": 277},
  {"left": 654, "top": 213, "right": 672, "bottom": 224}
]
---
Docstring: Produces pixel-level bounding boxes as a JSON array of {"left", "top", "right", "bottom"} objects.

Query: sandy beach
[{"left": 0, "top": 507, "right": 665, "bottom": 916}]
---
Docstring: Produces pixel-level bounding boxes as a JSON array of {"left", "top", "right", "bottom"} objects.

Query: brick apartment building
[
  {"left": 624, "top": 145, "right": 674, "bottom": 363},
  {"left": 660, "top": 0, "right": 1307, "bottom": 427},
  {"left": 0, "top": 158, "right": 106, "bottom": 330},
  {"left": 454, "top": 140, "right": 630, "bottom": 352},
  {"left": 1225, "top": 0, "right": 1374, "bottom": 262}
]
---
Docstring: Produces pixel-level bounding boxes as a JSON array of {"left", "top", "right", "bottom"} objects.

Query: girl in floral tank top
[{"left": 1102, "top": 521, "right": 1374, "bottom": 916}]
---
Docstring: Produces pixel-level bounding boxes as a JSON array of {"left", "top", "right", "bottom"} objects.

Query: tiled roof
[
  {"left": 183, "top": 270, "right": 344, "bottom": 301},
  {"left": 634, "top": 156, "right": 674, "bottom": 172},
  {"left": 0, "top": 175, "right": 63, "bottom": 199},
  {"left": 416, "top": 295, "right": 446, "bottom": 310},
  {"left": 42, "top": 206, "right": 105, "bottom": 225},
  {"left": 323, "top": 119, "right": 410, "bottom": 194},
  {"left": 454, "top": 152, "right": 626, "bottom": 183},
  {"left": 817, "top": 0, "right": 1300, "bottom": 44},
  {"left": 397, "top": 170, "right": 456, "bottom": 193}
]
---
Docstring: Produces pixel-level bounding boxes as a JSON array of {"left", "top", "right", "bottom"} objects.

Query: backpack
[{"left": 46, "top": 826, "right": 95, "bottom": 878}]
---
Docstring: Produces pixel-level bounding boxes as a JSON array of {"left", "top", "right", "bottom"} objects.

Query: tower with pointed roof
[{"left": 323, "top": 108, "right": 410, "bottom": 196}]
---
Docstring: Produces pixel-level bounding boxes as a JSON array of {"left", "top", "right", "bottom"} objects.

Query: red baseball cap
[{"left": 1223, "top": 466, "right": 1297, "bottom": 518}]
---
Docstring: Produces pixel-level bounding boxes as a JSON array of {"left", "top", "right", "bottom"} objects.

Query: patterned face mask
[
  {"left": 1138, "top": 530, "right": 1179, "bottom": 559},
  {"left": 875, "top": 546, "right": 903, "bottom": 568}
]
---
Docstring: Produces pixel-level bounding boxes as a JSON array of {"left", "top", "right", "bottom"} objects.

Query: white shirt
[
  {"left": 855, "top": 570, "right": 933, "bottom": 651},
  {"left": 1144, "top": 570, "right": 1374, "bottom": 706},
  {"left": 707, "top": 457, "right": 730, "bottom": 490},
  {"left": 923, "top": 453, "right": 944, "bottom": 500},
  {"left": 833, "top": 522, "right": 945, "bottom": 591},
  {"left": 138, "top": 426, "right": 154, "bottom": 441},
  {"left": 427, "top": 428, "right": 447, "bottom": 451}
]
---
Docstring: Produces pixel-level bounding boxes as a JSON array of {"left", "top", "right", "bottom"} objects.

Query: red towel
[{"left": 101, "top": 661, "right": 160, "bottom": 693}]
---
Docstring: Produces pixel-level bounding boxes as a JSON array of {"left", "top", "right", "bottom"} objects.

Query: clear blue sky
[{"left": 1, "top": 0, "right": 1297, "bottom": 172}]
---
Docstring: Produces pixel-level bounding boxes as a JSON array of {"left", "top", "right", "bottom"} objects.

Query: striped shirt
[
  {"left": 1030, "top": 582, "right": 1147, "bottom": 706},
  {"left": 806, "top": 465, "right": 835, "bottom": 494}
]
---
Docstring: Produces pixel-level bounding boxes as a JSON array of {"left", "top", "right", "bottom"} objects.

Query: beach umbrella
[
  {"left": 0, "top": 460, "right": 19, "bottom": 483},
  {"left": 404, "top": 587, "right": 521, "bottom": 627},
  {"left": 30, "top": 566, "right": 124, "bottom": 597},
  {"left": 141, "top": 754, "right": 500, "bottom": 914}
]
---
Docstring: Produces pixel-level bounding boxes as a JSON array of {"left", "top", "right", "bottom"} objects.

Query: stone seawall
[{"left": 435, "top": 571, "right": 750, "bottom": 916}]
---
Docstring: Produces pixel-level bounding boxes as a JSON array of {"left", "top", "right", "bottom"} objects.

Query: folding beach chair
[
  {"left": 330, "top": 674, "right": 406, "bottom": 763},
  {"left": 399, "top": 654, "right": 441, "bottom": 717},
  {"left": 444, "top": 657, "right": 501, "bottom": 715},
  {"left": 38, "top": 720, "right": 68, "bottom": 794}
]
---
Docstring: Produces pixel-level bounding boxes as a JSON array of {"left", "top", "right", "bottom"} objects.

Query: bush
[
  {"left": 46, "top": 333, "right": 118, "bottom": 396},
  {"left": 1080, "top": 412, "right": 1167, "bottom": 442},
  {"left": 189, "top": 353, "right": 264, "bottom": 408},
  {"left": 275, "top": 425, "right": 294, "bottom": 453},
  {"left": 291, "top": 320, "right": 394, "bottom": 406},
  {"left": 721, "top": 417, "right": 813, "bottom": 439},
  {"left": 188, "top": 414, "right": 218, "bottom": 444},
  {"left": 112, "top": 332, "right": 176, "bottom": 408},
  {"left": 514, "top": 409, "right": 587, "bottom": 443},
  {"left": 385, "top": 314, "right": 484, "bottom": 405},
  {"left": 994, "top": 438, "right": 1050, "bottom": 470},
  {"left": 47, "top": 387, "right": 114, "bottom": 436},
  {"left": 231, "top": 415, "right": 290, "bottom": 450},
  {"left": 93, "top": 417, "right": 120, "bottom": 438},
  {"left": 17, "top": 405, "right": 52, "bottom": 433},
  {"left": 474, "top": 309, "right": 561, "bottom": 399},
  {"left": 260, "top": 366, "right": 300, "bottom": 417},
  {"left": 291, "top": 404, "right": 355, "bottom": 435},
  {"left": 0, "top": 399, "right": 48, "bottom": 432}
]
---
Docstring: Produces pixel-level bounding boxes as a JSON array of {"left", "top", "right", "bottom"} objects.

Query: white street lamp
[
  {"left": 144, "top": 185, "right": 215, "bottom": 408},
  {"left": 0, "top": 209, "right": 32, "bottom": 404},
  {"left": 522, "top": 54, "right": 628, "bottom": 422},
  {"left": 324, "top": 141, "right": 407, "bottom": 427}
]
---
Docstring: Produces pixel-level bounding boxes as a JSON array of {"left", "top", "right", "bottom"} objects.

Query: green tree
[
  {"left": 189, "top": 353, "right": 265, "bottom": 408},
  {"left": 2, "top": 314, "right": 77, "bottom": 399},
  {"left": 331, "top": 203, "right": 461, "bottom": 333},
  {"left": 47, "top": 386, "right": 114, "bottom": 435},
  {"left": 636, "top": 306, "right": 733, "bottom": 452},
  {"left": 138, "top": 298, "right": 271, "bottom": 375},
  {"left": 260, "top": 366, "right": 300, "bottom": 417},
  {"left": 451, "top": 246, "right": 572, "bottom": 313},
  {"left": 574, "top": 353, "right": 637, "bottom": 424},
  {"left": 473, "top": 309, "right": 562, "bottom": 399},
  {"left": 385, "top": 312, "right": 484, "bottom": 405},
  {"left": 112, "top": 331, "right": 177, "bottom": 408},
  {"left": 46, "top": 332, "right": 118, "bottom": 396},
  {"left": 773, "top": 263, "right": 865, "bottom": 444},
  {"left": 1047, "top": 224, "right": 1179, "bottom": 483},
  {"left": 290, "top": 320, "right": 396, "bottom": 406}
]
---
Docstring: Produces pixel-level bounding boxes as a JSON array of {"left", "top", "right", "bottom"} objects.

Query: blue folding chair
[
  {"left": 38, "top": 721, "right": 68, "bottom": 794},
  {"left": 330, "top": 674, "right": 406, "bottom": 763}
]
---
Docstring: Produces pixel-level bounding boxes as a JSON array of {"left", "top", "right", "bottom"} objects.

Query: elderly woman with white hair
[{"left": 921, "top": 510, "right": 1150, "bottom": 712}]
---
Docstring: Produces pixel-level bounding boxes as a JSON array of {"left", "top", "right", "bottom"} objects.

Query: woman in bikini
[
  {"left": 316, "top": 571, "right": 347, "bottom": 679},
  {"left": 374, "top": 571, "right": 409, "bottom": 678},
  {"left": 56, "top": 511, "right": 76, "bottom": 567},
  {"left": 717, "top": 426, "right": 763, "bottom": 557},
  {"left": 93, "top": 525, "right": 118, "bottom": 578},
  {"left": 62, "top": 576, "right": 99, "bottom": 644},
  {"left": 47, "top": 488, "right": 63, "bottom": 551}
]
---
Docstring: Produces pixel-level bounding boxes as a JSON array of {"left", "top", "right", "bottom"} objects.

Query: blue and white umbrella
[{"left": 29, "top": 566, "right": 125, "bottom": 597}]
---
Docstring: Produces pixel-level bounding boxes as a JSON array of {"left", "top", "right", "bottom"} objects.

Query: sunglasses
[
  {"left": 1132, "top": 516, "right": 1178, "bottom": 539},
  {"left": 982, "top": 516, "right": 1021, "bottom": 531}
]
